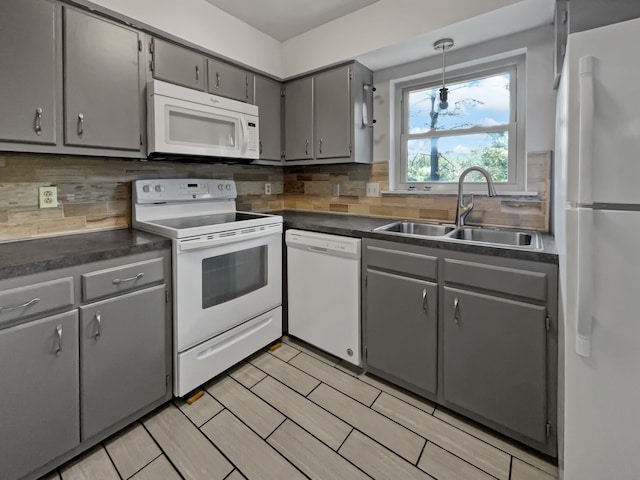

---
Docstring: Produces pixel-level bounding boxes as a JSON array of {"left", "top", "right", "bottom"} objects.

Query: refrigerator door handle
[
  {"left": 577, "top": 56, "right": 595, "bottom": 205},
  {"left": 573, "top": 208, "right": 594, "bottom": 357}
]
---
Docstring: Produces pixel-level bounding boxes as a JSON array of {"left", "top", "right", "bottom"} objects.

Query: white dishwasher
[{"left": 285, "top": 229, "right": 362, "bottom": 366}]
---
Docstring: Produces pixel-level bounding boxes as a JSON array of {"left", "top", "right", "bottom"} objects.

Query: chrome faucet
[{"left": 455, "top": 166, "right": 497, "bottom": 228}]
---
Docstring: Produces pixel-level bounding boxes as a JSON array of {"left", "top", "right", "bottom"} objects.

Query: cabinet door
[
  {"left": 152, "top": 38, "right": 205, "bottom": 91},
  {"left": 207, "top": 58, "right": 247, "bottom": 102},
  {"left": 80, "top": 285, "right": 167, "bottom": 439},
  {"left": 0, "top": 311, "right": 79, "bottom": 480},
  {"left": 284, "top": 76, "right": 314, "bottom": 161},
  {"left": 314, "top": 66, "right": 351, "bottom": 159},
  {"left": 64, "top": 8, "right": 141, "bottom": 150},
  {"left": 0, "top": 0, "right": 57, "bottom": 145},
  {"left": 365, "top": 270, "right": 438, "bottom": 395},
  {"left": 254, "top": 75, "right": 282, "bottom": 161},
  {"left": 442, "top": 287, "right": 548, "bottom": 443}
]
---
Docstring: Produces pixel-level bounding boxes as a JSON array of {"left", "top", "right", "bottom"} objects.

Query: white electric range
[{"left": 133, "top": 178, "right": 283, "bottom": 397}]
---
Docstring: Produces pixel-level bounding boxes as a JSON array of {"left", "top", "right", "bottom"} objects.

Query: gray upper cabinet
[
  {"left": 80, "top": 284, "right": 167, "bottom": 440},
  {"left": 0, "top": 310, "right": 80, "bottom": 480},
  {"left": 151, "top": 38, "right": 206, "bottom": 91},
  {"left": 442, "top": 287, "right": 548, "bottom": 443},
  {"left": 366, "top": 270, "right": 438, "bottom": 397},
  {"left": 63, "top": 8, "right": 141, "bottom": 151},
  {"left": 0, "top": 0, "right": 57, "bottom": 145},
  {"left": 283, "top": 62, "right": 373, "bottom": 164},
  {"left": 253, "top": 75, "right": 282, "bottom": 162},
  {"left": 207, "top": 58, "right": 248, "bottom": 102},
  {"left": 314, "top": 66, "right": 351, "bottom": 159},
  {"left": 284, "top": 76, "right": 314, "bottom": 161}
]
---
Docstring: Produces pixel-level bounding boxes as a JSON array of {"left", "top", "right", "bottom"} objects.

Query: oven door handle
[{"left": 178, "top": 225, "right": 282, "bottom": 252}]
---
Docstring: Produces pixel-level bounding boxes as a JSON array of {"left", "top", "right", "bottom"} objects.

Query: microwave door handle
[{"left": 239, "top": 118, "right": 248, "bottom": 155}]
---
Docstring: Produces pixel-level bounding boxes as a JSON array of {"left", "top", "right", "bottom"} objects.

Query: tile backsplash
[
  {"left": 284, "top": 152, "right": 551, "bottom": 231},
  {"left": 0, "top": 151, "right": 551, "bottom": 242},
  {"left": 0, "top": 153, "right": 283, "bottom": 242}
]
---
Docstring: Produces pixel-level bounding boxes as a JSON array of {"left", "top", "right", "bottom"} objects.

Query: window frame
[{"left": 394, "top": 56, "right": 526, "bottom": 193}]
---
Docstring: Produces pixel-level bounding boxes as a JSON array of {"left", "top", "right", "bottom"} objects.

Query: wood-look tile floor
[{"left": 41, "top": 336, "right": 559, "bottom": 480}]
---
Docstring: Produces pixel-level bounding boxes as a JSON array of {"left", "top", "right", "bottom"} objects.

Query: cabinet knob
[{"left": 34, "top": 107, "right": 43, "bottom": 135}]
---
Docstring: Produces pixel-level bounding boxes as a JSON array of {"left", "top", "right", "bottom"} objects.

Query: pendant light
[{"left": 433, "top": 38, "right": 454, "bottom": 110}]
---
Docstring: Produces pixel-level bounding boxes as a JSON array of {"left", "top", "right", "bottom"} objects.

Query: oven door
[{"left": 174, "top": 229, "right": 282, "bottom": 352}]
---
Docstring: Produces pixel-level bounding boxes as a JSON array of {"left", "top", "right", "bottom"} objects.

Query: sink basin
[
  {"left": 449, "top": 227, "right": 542, "bottom": 249},
  {"left": 375, "top": 221, "right": 456, "bottom": 237}
]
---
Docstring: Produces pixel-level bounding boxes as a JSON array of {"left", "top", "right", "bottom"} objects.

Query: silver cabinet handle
[
  {"left": 77, "top": 113, "right": 84, "bottom": 135},
  {"left": 259, "top": 140, "right": 263, "bottom": 155},
  {"left": 95, "top": 311, "right": 101, "bottom": 340},
  {"left": 34, "top": 107, "right": 43, "bottom": 135},
  {"left": 453, "top": 297, "right": 460, "bottom": 324},
  {"left": 195, "top": 65, "right": 199, "bottom": 82},
  {"left": 0, "top": 297, "right": 40, "bottom": 313},
  {"left": 55, "top": 324, "right": 63, "bottom": 356},
  {"left": 112, "top": 272, "right": 144, "bottom": 285},
  {"left": 304, "top": 139, "right": 309, "bottom": 156},
  {"left": 422, "top": 289, "right": 428, "bottom": 313},
  {"left": 319, "top": 138, "right": 323, "bottom": 154},
  {"left": 362, "top": 83, "right": 376, "bottom": 127},
  {"left": 216, "top": 72, "right": 220, "bottom": 88}
]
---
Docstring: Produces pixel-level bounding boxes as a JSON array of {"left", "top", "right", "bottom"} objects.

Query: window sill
[{"left": 382, "top": 190, "right": 539, "bottom": 197}]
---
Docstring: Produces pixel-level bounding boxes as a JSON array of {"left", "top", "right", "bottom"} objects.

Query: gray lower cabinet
[
  {"left": 366, "top": 270, "right": 438, "bottom": 396},
  {"left": 80, "top": 285, "right": 167, "bottom": 439},
  {"left": 151, "top": 38, "right": 206, "bottom": 91},
  {"left": 0, "top": 0, "right": 57, "bottom": 145},
  {"left": 63, "top": 8, "right": 141, "bottom": 150},
  {"left": 0, "top": 310, "right": 80, "bottom": 480},
  {"left": 362, "top": 238, "right": 558, "bottom": 456},
  {"left": 253, "top": 75, "right": 283, "bottom": 162},
  {"left": 442, "top": 287, "right": 548, "bottom": 444},
  {"left": 207, "top": 58, "right": 248, "bottom": 102}
]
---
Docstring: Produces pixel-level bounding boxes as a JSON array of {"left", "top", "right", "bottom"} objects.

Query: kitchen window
[{"left": 395, "top": 56, "right": 525, "bottom": 193}]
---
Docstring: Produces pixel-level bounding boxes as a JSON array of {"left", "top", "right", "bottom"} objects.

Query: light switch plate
[{"left": 39, "top": 186, "right": 58, "bottom": 208}]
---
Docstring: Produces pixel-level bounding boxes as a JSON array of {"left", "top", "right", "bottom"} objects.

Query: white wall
[
  {"left": 372, "top": 25, "right": 556, "bottom": 165},
  {"left": 281, "top": 0, "right": 522, "bottom": 77},
  {"left": 76, "top": 0, "right": 283, "bottom": 76}
]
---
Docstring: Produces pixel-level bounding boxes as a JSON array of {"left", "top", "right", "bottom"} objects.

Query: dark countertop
[
  {"left": 281, "top": 210, "right": 558, "bottom": 264},
  {"left": 0, "top": 229, "right": 171, "bottom": 279}
]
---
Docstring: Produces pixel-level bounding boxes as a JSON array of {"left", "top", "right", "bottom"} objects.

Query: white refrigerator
[{"left": 554, "top": 17, "right": 640, "bottom": 480}]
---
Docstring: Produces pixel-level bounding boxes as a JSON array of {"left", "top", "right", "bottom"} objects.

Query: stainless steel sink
[
  {"left": 374, "top": 221, "right": 456, "bottom": 237},
  {"left": 448, "top": 227, "right": 542, "bottom": 249}
]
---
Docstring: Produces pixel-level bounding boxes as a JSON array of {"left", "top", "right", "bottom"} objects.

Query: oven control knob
[
  {"left": 142, "top": 185, "right": 150, "bottom": 193},
  {"left": 218, "top": 184, "right": 224, "bottom": 191},
  {"left": 225, "top": 184, "right": 231, "bottom": 191},
  {"left": 154, "top": 185, "right": 164, "bottom": 192}
]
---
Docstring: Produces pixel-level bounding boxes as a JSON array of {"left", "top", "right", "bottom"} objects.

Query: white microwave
[{"left": 147, "top": 80, "right": 259, "bottom": 160}]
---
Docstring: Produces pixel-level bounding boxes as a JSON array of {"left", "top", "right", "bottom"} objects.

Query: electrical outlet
[
  {"left": 332, "top": 183, "right": 340, "bottom": 196},
  {"left": 366, "top": 182, "right": 380, "bottom": 197},
  {"left": 264, "top": 183, "right": 272, "bottom": 195},
  {"left": 39, "top": 186, "right": 58, "bottom": 208}
]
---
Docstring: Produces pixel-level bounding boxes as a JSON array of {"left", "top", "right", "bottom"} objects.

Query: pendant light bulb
[{"left": 433, "top": 38, "right": 454, "bottom": 111}]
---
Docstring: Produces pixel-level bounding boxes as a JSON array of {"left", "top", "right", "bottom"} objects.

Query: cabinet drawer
[
  {"left": 0, "top": 277, "right": 74, "bottom": 327},
  {"left": 366, "top": 245, "right": 438, "bottom": 280},
  {"left": 82, "top": 257, "right": 164, "bottom": 302},
  {"left": 443, "top": 258, "right": 547, "bottom": 301}
]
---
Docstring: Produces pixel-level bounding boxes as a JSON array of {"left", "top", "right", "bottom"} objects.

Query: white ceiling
[{"left": 204, "top": 0, "right": 380, "bottom": 41}]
